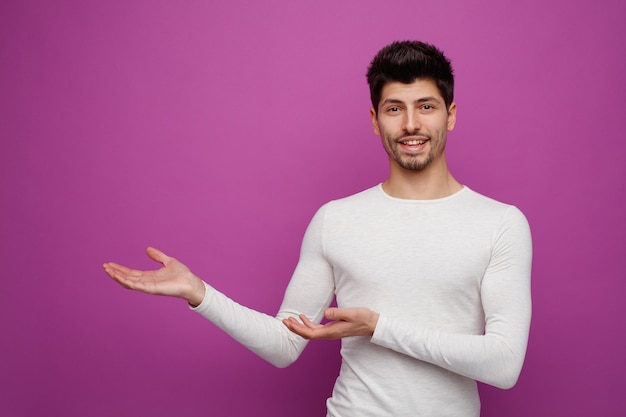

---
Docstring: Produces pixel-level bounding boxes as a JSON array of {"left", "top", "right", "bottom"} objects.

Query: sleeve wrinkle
[
  {"left": 191, "top": 283, "right": 307, "bottom": 368},
  {"left": 192, "top": 204, "right": 337, "bottom": 369}
]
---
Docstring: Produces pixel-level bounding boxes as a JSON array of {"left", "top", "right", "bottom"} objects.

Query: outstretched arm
[
  {"left": 103, "top": 247, "right": 206, "bottom": 307},
  {"left": 190, "top": 205, "right": 336, "bottom": 367},
  {"left": 102, "top": 205, "right": 336, "bottom": 368},
  {"left": 103, "top": 247, "right": 314, "bottom": 367}
]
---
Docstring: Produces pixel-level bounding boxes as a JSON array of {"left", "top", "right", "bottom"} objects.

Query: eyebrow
[{"left": 381, "top": 96, "right": 442, "bottom": 106}]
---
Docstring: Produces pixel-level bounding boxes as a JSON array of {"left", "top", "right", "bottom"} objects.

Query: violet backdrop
[{"left": 2, "top": 1, "right": 625, "bottom": 416}]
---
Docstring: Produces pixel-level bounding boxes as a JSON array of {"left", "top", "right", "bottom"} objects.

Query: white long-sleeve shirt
[{"left": 192, "top": 185, "right": 532, "bottom": 417}]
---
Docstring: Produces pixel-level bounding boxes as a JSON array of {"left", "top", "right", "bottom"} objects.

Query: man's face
[{"left": 371, "top": 79, "right": 456, "bottom": 172}]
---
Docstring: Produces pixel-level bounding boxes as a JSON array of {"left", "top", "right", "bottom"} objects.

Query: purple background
[{"left": 2, "top": 1, "right": 625, "bottom": 416}]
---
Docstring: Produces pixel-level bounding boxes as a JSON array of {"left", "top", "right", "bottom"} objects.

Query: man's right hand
[{"left": 103, "top": 247, "right": 206, "bottom": 307}]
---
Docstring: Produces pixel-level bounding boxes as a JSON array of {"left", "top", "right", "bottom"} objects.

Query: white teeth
[{"left": 403, "top": 140, "right": 426, "bottom": 145}]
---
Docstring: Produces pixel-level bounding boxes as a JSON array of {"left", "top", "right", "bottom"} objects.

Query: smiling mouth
[{"left": 400, "top": 139, "right": 428, "bottom": 145}]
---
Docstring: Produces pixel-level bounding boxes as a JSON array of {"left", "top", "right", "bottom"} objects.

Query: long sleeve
[
  {"left": 190, "top": 206, "right": 336, "bottom": 368},
  {"left": 370, "top": 206, "right": 532, "bottom": 388}
]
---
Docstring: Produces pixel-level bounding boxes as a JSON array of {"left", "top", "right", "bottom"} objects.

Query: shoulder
[
  {"left": 307, "top": 185, "right": 382, "bottom": 228},
  {"left": 318, "top": 185, "right": 382, "bottom": 212},
  {"left": 462, "top": 188, "right": 531, "bottom": 242},
  {"left": 463, "top": 188, "right": 527, "bottom": 218}
]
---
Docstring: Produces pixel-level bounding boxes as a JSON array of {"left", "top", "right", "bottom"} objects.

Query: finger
[
  {"left": 282, "top": 318, "right": 310, "bottom": 337},
  {"left": 102, "top": 263, "right": 117, "bottom": 280},
  {"left": 146, "top": 247, "right": 171, "bottom": 265},
  {"left": 108, "top": 269, "right": 153, "bottom": 292},
  {"left": 285, "top": 316, "right": 310, "bottom": 329},
  {"left": 103, "top": 262, "right": 151, "bottom": 289},
  {"left": 283, "top": 316, "right": 301, "bottom": 326},
  {"left": 283, "top": 315, "right": 313, "bottom": 326},
  {"left": 102, "top": 262, "right": 126, "bottom": 279},
  {"left": 104, "top": 266, "right": 135, "bottom": 289},
  {"left": 325, "top": 307, "right": 343, "bottom": 321},
  {"left": 103, "top": 263, "right": 135, "bottom": 284},
  {"left": 282, "top": 317, "right": 298, "bottom": 331},
  {"left": 299, "top": 314, "right": 323, "bottom": 329},
  {"left": 103, "top": 262, "right": 142, "bottom": 279}
]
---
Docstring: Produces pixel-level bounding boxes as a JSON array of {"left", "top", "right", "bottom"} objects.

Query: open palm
[{"left": 103, "top": 247, "right": 205, "bottom": 306}]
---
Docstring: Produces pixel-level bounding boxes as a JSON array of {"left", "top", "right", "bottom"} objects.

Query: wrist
[
  {"left": 369, "top": 312, "right": 380, "bottom": 336},
  {"left": 185, "top": 276, "right": 206, "bottom": 307}
]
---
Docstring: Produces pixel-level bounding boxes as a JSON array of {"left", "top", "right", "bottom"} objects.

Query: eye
[
  {"left": 419, "top": 103, "right": 437, "bottom": 113},
  {"left": 387, "top": 106, "right": 400, "bottom": 113}
]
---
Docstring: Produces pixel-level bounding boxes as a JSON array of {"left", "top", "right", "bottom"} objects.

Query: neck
[{"left": 382, "top": 159, "right": 462, "bottom": 200}]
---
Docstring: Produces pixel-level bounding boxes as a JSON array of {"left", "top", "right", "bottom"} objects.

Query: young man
[{"left": 104, "top": 41, "right": 532, "bottom": 417}]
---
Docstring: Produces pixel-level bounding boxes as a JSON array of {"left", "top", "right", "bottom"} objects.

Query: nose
[{"left": 402, "top": 110, "right": 421, "bottom": 133}]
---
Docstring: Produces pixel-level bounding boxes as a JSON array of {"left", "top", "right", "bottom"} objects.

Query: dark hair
[{"left": 366, "top": 40, "right": 454, "bottom": 112}]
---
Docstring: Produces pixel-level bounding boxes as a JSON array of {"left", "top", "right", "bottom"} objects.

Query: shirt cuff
[{"left": 188, "top": 281, "right": 213, "bottom": 312}]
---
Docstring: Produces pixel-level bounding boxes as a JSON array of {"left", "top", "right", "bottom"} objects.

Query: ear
[
  {"left": 447, "top": 102, "right": 457, "bottom": 131},
  {"left": 370, "top": 107, "right": 380, "bottom": 136}
]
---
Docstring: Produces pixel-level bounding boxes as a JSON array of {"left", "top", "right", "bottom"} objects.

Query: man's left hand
[{"left": 283, "top": 307, "right": 379, "bottom": 340}]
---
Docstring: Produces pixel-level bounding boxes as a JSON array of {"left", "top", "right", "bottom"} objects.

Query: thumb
[
  {"left": 146, "top": 247, "right": 171, "bottom": 265},
  {"left": 324, "top": 308, "right": 342, "bottom": 321}
]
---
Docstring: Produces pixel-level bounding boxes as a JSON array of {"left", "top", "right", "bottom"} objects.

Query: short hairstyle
[{"left": 366, "top": 40, "right": 455, "bottom": 112}]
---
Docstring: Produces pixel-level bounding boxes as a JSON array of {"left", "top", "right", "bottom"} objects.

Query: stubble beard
[
  {"left": 397, "top": 152, "right": 434, "bottom": 171},
  {"left": 388, "top": 133, "right": 438, "bottom": 171}
]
